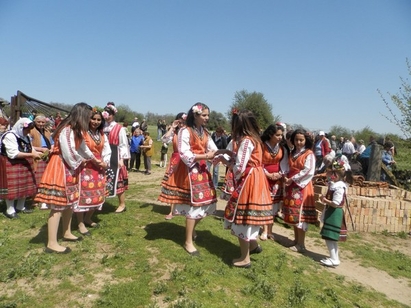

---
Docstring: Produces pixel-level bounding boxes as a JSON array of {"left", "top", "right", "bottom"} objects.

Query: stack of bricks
[{"left": 314, "top": 185, "right": 411, "bottom": 234}]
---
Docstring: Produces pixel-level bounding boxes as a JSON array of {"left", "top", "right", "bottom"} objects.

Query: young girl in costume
[
  {"left": 35, "top": 103, "right": 104, "bottom": 253},
  {"left": 103, "top": 102, "right": 129, "bottom": 213},
  {"left": 172, "top": 103, "right": 220, "bottom": 256},
  {"left": 319, "top": 157, "right": 351, "bottom": 267},
  {"left": 259, "top": 123, "right": 289, "bottom": 241},
  {"left": 158, "top": 112, "right": 187, "bottom": 220},
  {"left": 283, "top": 129, "right": 317, "bottom": 253},
  {"left": 75, "top": 109, "right": 111, "bottom": 235},
  {"left": 218, "top": 109, "right": 272, "bottom": 268}
]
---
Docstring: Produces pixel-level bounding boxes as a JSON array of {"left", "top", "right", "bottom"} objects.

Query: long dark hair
[
  {"left": 91, "top": 109, "right": 105, "bottom": 133},
  {"left": 54, "top": 102, "right": 92, "bottom": 144},
  {"left": 231, "top": 109, "right": 262, "bottom": 145},
  {"left": 174, "top": 112, "right": 187, "bottom": 134},
  {"left": 185, "top": 102, "right": 209, "bottom": 128},
  {"left": 290, "top": 128, "right": 313, "bottom": 154},
  {"left": 261, "top": 124, "right": 285, "bottom": 143}
]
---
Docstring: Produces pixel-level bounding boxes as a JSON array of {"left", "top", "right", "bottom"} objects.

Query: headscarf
[{"left": 12, "top": 118, "right": 33, "bottom": 141}]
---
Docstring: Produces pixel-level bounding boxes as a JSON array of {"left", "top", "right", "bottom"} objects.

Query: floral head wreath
[
  {"left": 181, "top": 113, "right": 187, "bottom": 120},
  {"left": 105, "top": 104, "right": 118, "bottom": 114},
  {"left": 192, "top": 104, "right": 203, "bottom": 115},
  {"left": 102, "top": 111, "right": 110, "bottom": 120},
  {"left": 329, "top": 159, "right": 345, "bottom": 171}
]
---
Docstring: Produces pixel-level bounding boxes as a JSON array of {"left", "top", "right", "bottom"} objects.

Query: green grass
[
  {"left": 1, "top": 183, "right": 410, "bottom": 307},
  {"left": 1, "top": 125, "right": 410, "bottom": 307}
]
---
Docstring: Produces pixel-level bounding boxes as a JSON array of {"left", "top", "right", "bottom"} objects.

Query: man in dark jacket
[{"left": 209, "top": 127, "right": 227, "bottom": 187}]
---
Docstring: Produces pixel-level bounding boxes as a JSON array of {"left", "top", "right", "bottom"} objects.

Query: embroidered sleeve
[
  {"left": 291, "top": 152, "right": 315, "bottom": 188},
  {"left": 179, "top": 127, "right": 196, "bottom": 167},
  {"left": 118, "top": 125, "right": 130, "bottom": 159},
  {"left": 60, "top": 127, "right": 89, "bottom": 170},
  {"left": 233, "top": 138, "right": 254, "bottom": 181},
  {"left": 102, "top": 134, "right": 112, "bottom": 165}
]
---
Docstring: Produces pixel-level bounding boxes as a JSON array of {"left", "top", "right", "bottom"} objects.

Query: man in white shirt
[{"left": 131, "top": 117, "right": 140, "bottom": 133}]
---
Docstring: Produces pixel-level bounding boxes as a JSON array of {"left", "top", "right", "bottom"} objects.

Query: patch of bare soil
[{"left": 271, "top": 224, "right": 411, "bottom": 307}]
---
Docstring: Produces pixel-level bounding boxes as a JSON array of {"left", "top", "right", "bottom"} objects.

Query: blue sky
[{"left": 1, "top": 0, "right": 410, "bottom": 136}]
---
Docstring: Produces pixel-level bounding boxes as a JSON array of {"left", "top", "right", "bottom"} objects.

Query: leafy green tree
[
  {"left": 228, "top": 90, "right": 279, "bottom": 129},
  {"left": 207, "top": 110, "right": 229, "bottom": 131},
  {"left": 379, "top": 58, "right": 411, "bottom": 139}
]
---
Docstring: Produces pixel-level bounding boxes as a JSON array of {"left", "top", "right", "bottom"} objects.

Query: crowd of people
[{"left": 0, "top": 102, "right": 390, "bottom": 269}]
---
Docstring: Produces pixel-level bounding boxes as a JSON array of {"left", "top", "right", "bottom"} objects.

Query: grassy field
[{"left": 0, "top": 126, "right": 410, "bottom": 307}]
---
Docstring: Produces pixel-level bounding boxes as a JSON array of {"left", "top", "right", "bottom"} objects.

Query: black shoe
[
  {"left": 16, "top": 208, "right": 34, "bottom": 214},
  {"left": 250, "top": 245, "right": 263, "bottom": 255},
  {"left": 62, "top": 236, "right": 83, "bottom": 242},
  {"left": 4, "top": 212, "right": 20, "bottom": 219},
  {"left": 184, "top": 247, "right": 200, "bottom": 256},
  {"left": 44, "top": 247, "right": 72, "bottom": 254},
  {"left": 80, "top": 231, "right": 91, "bottom": 236}
]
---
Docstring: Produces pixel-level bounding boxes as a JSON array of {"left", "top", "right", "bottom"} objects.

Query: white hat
[{"left": 319, "top": 131, "right": 325, "bottom": 136}]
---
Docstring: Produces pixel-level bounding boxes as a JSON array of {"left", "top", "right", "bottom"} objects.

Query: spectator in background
[
  {"left": 385, "top": 137, "right": 396, "bottom": 156},
  {"left": 356, "top": 139, "right": 366, "bottom": 155},
  {"left": 381, "top": 141, "right": 396, "bottom": 182},
  {"left": 314, "top": 131, "right": 331, "bottom": 173},
  {"left": 28, "top": 109, "right": 37, "bottom": 121},
  {"left": 129, "top": 128, "right": 144, "bottom": 171},
  {"left": 131, "top": 117, "right": 140, "bottom": 133},
  {"left": 330, "top": 135, "right": 337, "bottom": 151},
  {"left": 140, "top": 131, "right": 154, "bottom": 175},
  {"left": 209, "top": 126, "right": 228, "bottom": 187},
  {"left": 337, "top": 136, "right": 345, "bottom": 150},
  {"left": 140, "top": 118, "right": 148, "bottom": 132},
  {"left": 341, "top": 137, "right": 355, "bottom": 160},
  {"left": 161, "top": 120, "right": 167, "bottom": 136},
  {"left": 157, "top": 119, "right": 163, "bottom": 141}
]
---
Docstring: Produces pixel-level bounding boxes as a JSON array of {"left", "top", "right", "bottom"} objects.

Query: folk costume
[
  {"left": 172, "top": 126, "right": 218, "bottom": 218},
  {"left": 262, "top": 141, "right": 289, "bottom": 214},
  {"left": 223, "top": 138, "right": 273, "bottom": 241},
  {"left": 30, "top": 124, "right": 53, "bottom": 184},
  {"left": 104, "top": 120, "right": 129, "bottom": 197},
  {"left": 158, "top": 132, "right": 183, "bottom": 204},
  {"left": 0, "top": 118, "right": 37, "bottom": 216},
  {"left": 34, "top": 127, "right": 95, "bottom": 209},
  {"left": 282, "top": 147, "right": 317, "bottom": 230},
  {"left": 320, "top": 181, "right": 347, "bottom": 242},
  {"left": 76, "top": 130, "right": 111, "bottom": 210}
]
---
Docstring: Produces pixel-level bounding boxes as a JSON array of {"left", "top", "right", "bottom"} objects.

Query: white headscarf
[{"left": 12, "top": 118, "right": 33, "bottom": 141}]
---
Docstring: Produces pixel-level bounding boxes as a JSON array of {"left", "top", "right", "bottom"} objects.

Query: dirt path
[{"left": 130, "top": 166, "right": 411, "bottom": 307}]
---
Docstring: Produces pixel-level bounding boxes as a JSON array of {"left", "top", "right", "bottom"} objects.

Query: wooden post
[
  {"left": 10, "top": 95, "right": 17, "bottom": 127},
  {"left": 367, "top": 143, "right": 382, "bottom": 181}
]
